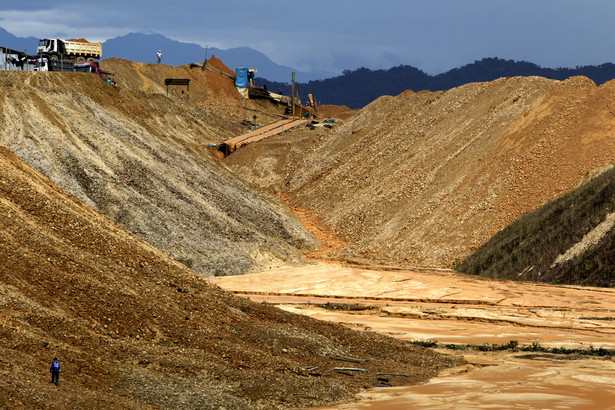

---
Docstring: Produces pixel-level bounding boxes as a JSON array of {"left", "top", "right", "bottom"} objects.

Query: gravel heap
[
  {"left": 0, "top": 66, "right": 314, "bottom": 276},
  {"left": 0, "top": 146, "right": 462, "bottom": 408}
]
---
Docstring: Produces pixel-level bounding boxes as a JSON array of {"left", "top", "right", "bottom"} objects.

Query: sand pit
[
  {"left": 215, "top": 263, "right": 615, "bottom": 408},
  {"left": 317, "top": 355, "right": 615, "bottom": 409}
]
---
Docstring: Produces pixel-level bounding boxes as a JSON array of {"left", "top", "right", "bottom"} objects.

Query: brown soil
[
  {"left": 281, "top": 194, "right": 348, "bottom": 261},
  {"left": 100, "top": 57, "right": 243, "bottom": 120},
  {"left": 215, "top": 200, "right": 615, "bottom": 408},
  {"left": 5, "top": 51, "right": 615, "bottom": 408},
  {"left": 0, "top": 146, "right": 461, "bottom": 408},
  {"left": 0, "top": 65, "right": 313, "bottom": 277},
  {"left": 317, "top": 104, "right": 358, "bottom": 120},
  {"left": 226, "top": 76, "right": 615, "bottom": 268}
]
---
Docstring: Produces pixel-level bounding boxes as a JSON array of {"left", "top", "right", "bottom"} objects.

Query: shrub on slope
[{"left": 457, "top": 166, "right": 615, "bottom": 287}]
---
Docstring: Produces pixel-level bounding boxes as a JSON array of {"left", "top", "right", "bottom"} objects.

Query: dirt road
[{"left": 215, "top": 263, "right": 615, "bottom": 409}]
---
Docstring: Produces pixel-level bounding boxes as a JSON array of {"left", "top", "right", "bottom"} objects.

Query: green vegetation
[
  {"left": 411, "top": 340, "right": 615, "bottom": 357},
  {"left": 457, "top": 166, "right": 615, "bottom": 287}
]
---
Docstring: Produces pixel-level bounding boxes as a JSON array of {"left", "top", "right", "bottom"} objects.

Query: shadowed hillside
[{"left": 457, "top": 165, "right": 615, "bottom": 287}]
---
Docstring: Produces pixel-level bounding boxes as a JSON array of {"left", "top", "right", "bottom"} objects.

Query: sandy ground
[{"left": 215, "top": 263, "right": 615, "bottom": 409}]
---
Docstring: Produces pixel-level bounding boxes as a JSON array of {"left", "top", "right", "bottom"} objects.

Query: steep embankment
[
  {"left": 227, "top": 76, "right": 615, "bottom": 268},
  {"left": 100, "top": 57, "right": 243, "bottom": 120},
  {"left": 0, "top": 146, "right": 460, "bottom": 408},
  {"left": 458, "top": 165, "right": 615, "bottom": 286},
  {"left": 0, "top": 65, "right": 314, "bottom": 276}
]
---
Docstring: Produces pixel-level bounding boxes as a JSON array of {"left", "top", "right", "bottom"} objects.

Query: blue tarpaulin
[{"left": 235, "top": 67, "right": 249, "bottom": 88}]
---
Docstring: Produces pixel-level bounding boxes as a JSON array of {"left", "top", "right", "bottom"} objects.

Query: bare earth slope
[
  {"left": 0, "top": 67, "right": 315, "bottom": 276},
  {"left": 0, "top": 146, "right": 461, "bottom": 408},
  {"left": 228, "top": 76, "right": 615, "bottom": 268}
]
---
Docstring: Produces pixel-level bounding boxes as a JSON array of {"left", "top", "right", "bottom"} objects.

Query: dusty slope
[
  {"left": 317, "top": 104, "right": 358, "bottom": 120},
  {"left": 227, "top": 76, "right": 615, "bottom": 268},
  {"left": 100, "top": 57, "right": 244, "bottom": 121},
  {"left": 0, "top": 146, "right": 461, "bottom": 408},
  {"left": 0, "top": 66, "right": 314, "bottom": 276}
]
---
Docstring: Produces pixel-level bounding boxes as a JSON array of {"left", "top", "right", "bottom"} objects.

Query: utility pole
[{"left": 291, "top": 72, "right": 295, "bottom": 116}]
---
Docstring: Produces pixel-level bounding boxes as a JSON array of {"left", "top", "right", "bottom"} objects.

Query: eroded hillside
[
  {"left": 0, "top": 146, "right": 461, "bottom": 408},
  {"left": 0, "top": 62, "right": 313, "bottom": 276},
  {"left": 227, "top": 76, "right": 615, "bottom": 268}
]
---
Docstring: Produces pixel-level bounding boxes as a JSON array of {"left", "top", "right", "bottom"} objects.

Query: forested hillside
[{"left": 261, "top": 58, "right": 615, "bottom": 108}]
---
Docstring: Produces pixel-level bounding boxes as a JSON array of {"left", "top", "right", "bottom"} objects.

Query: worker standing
[
  {"left": 156, "top": 50, "right": 162, "bottom": 64},
  {"left": 50, "top": 358, "right": 60, "bottom": 386}
]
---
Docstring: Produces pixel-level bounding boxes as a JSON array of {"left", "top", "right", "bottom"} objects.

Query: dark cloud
[{"left": 1, "top": 1, "right": 615, "bottom": 75}]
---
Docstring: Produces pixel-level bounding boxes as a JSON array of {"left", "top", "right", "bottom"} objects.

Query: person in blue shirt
[{"left": 50, "top": 358, "right": 60, "bottom": 386}]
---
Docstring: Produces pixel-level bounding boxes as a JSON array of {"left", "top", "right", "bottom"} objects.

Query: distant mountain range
[
  {"left": 102, "top": 32, "right": 335, "bottom": 82},
  {"left": 3, "top": 27, "right": 615, "bottom": 109},
  {"left": 0, "top": 27, "right": 39, "bottom": 54},
  {"left": 0, "top": 27, "right": 334, "bottom": 82}
]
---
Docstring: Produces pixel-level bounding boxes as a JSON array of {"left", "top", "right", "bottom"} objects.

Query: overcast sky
[{"left": 1, "top": 0, "right": 615, "bottom": 75}]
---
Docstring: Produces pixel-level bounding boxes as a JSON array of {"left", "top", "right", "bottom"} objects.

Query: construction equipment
[
  {"left": 33, "top": 58, "right": 74, "bottom": 72},
  {"left": 33, "top": 59, "right": 115, "bottom": 83},
  {"left": 37, "top": 38, "right": 102, "bottom": 62},
  {"left": 74, "top": 61, "right": 115, "bottom": 82}
]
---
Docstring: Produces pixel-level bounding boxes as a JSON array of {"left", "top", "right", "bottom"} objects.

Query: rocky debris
[
  {"left": 0, "top": 146, "right": 461, "bottom": 408},
  {"left": 227, "top": 76, "right": 615, "bottom": 268},
  {"left": 0, "top": 64, "right": 314, "bottom": 277}
]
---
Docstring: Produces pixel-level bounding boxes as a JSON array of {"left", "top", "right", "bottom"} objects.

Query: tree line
[{"left": 258, "top": 57, "right": 615, "bottom": 109}]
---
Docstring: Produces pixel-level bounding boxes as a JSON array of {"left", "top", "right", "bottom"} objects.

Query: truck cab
[{"left": 37, "top": 39, "right": 67, "bottom": 60}]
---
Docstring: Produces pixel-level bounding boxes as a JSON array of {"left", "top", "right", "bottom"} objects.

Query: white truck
[
  {"left": 33, "top": 58, "right": 75, "bottom": 72},
  {"left": 37, "top": 38, "right": 102, "bottom": 62}
]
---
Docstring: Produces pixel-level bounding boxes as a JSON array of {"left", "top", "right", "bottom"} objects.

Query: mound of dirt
[
  {"left": 0, "top": 146, "right": 461, "bottom": 408},
  {"left": 0, "top": 68, "right": 315, "bottom": 276},
  {"left": 227, "top": 76, "right": 615, "bottom": 268},
  {"left": 100, "top": 58, "right": 244, "bottom": 120},
  {"left": 317, "top": 104, "right": 358, "bottom": 120},
  {"left": 204, "top": 56, "right": 236, "bottom": 77}
]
